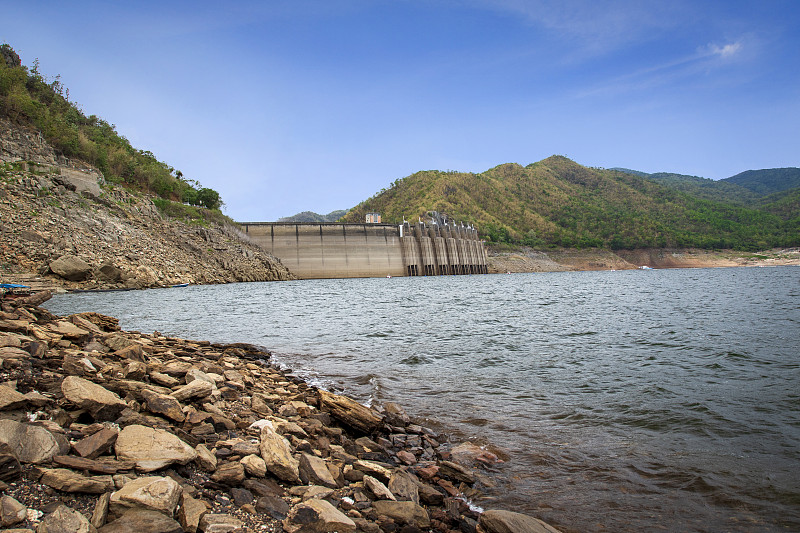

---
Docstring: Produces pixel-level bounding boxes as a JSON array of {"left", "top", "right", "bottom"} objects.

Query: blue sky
[{"left": 3, "top": 1, "right": 799, "bottom": 221}]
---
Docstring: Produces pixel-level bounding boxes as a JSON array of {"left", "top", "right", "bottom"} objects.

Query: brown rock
[
  {"left": 170, "top": 379, "right": 213, "bottom": 401},
  {"left": 318, "top": 389, "right": 383, "bottom": 434},
  {"left": 61, "top": 376, "right": 127, "bottom": 421},
  {"left": 36, "top": 503, "right": 95, "bottom": 533},
  {"left": 478, "top": 509, "right": 564, "bottom": 533},
  {"left": 210, "top": 461, "right": 245, "bottom": 486},
  {"left": 109, "top": 476, "right": 182, "bottom": 517},
  {"left": 98, "top": 508, "right": 182, "bottom": 533},
  {"left": 283, "top": 498, "right": 356, "bottom": 533},
  {"left": 0, "top": 495, "right": 27, "bottom": 528},
  {"left": 114, "top": 425, "right": 197, "bottom": 472},
  {"left": 140, "top": 389, "right": 184, "bottom": 422},
  {"left": 40, "top": 468, "right": 114, "bottom": 493},
  {"left": 0, "top": 443, "right": 22, "bottom": 480},
  {"left": 0, "top": 419, "right": 61, "bottom": 464},
  {"left": 194, "top": 443, "right": 217, "bottom": 472},
  {"left": 49, "top": 255, "right": 92, "bottom": 281},
  {"left": 298, "top": 453, "right": 337, "bottom": 488},
  {"left": 259, "top": 424, "right": 300, "bottom": 483},
  {"left": 198, "top": 513, "right": 244, "bottom": 533},
  {"left": 388, "top": 471, "right": 419, "bottom": 504},
  {"left": 177, "top": 493, "right": 207, "bottom": 533},
  {"left": 0, "top": 385, "right": 27, "bottom": 410},
  {"left": 241, "top": 454, "right": 267, "bottom": 477},
  {"left": 371, "top": 501, "right": 430, "bottom": 528},
  {"left": 73, "top": 427, "right": 119, "bottom": 459},
  {"left": 112, "top": 344, "right": 145, "bottom": 362}
]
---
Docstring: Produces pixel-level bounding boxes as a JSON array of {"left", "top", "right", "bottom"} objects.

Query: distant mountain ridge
[
  {"left": 277, "top": 210, "right": 348, "bottom": 223},
  {"left": 338, "top": 156, "right": 798, "bottom": 251}
]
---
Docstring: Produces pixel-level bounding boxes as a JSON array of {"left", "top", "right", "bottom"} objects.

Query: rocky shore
[
  {"left": 487, "top": 245, "right": 800, "bottom": 273},
  {"left": 0, "top": 291, "right": 562, "bottom": 533}
]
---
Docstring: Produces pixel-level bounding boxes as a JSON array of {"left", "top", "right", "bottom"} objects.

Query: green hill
[
  {"left": 341, "top": 156, "right": 798, "bottom": 251},
  {"left": 723, "top": 168, "right": 800, "bottom": 196}
]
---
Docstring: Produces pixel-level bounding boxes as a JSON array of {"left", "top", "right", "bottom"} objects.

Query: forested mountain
[
  {"left": 277, "top": 210, "right": 348, "bottom": 223},
  {"left": 340, "top": 156, "right": 798, "bottom": 251},
  {"left": 724, "top": 168, "right": 800, "bottom": 196}
]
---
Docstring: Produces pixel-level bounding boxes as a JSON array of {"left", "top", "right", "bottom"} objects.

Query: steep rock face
[{"left": 0, "top": 119, "right": 294, "bottom": 290}]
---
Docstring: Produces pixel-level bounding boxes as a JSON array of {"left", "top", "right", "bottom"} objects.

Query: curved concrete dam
[{"left": 240, "top": 222, "right": 488, "bottom": 279}]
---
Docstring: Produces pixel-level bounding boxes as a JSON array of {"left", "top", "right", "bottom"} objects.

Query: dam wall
[{"left": 240, "top": 221, "right": 487, "bottom": 279}]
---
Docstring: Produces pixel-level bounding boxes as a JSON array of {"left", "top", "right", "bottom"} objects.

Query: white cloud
[{"left": 707, "top": 42, "right": 743, "bottom": 58}]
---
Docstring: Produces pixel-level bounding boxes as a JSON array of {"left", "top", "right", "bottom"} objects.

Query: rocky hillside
[{"left": 1, "top": 118, "right": 293, "bottom": 290}]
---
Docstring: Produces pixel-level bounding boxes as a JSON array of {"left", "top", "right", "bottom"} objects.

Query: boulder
[
  {"left": 56, "top": 168, "right": 102, "bottom": 198},
  {"left": 478, "top": 509, "right": 564, "bottom": 533},
  {"left": 114, "top": 425, "right": 197, "bottom": 472},
  {"left": 0, "top": 419, "right": 61, "bottom": 463},
  {"left": 61, "top": 376, "right": 127, "bottom": 421},
  {"left": 177, "top": 493, "right": 207, "bottom": 533},
  {"left": 140, "top": 390, "right": 184, "bottom": 422},
  {"left": 259, "top": 425, "right": 300, "bottom": 483},
  {"left": 194, "top": 443, "right": 217, "bottom": 472},
  {"left": 241, "top": 454, "right": 267, "bottom": 477},
  {"left": 0, "top": 495, "right": 26, "bottom": 528},
  {"left": 40, "top": 468, "right": 114, "bottom": 493},
  {"left": 0, "top": 385, "right": 27, "bottom": 410},
  {"left": 388, "top": 471, "right": 420, "bottom": 504},
  {"left": 170, "top": 379, "right": 213, "bottom": 401},
  {"left": 255, "top": 495, "right": 290, "bottom": 519},
  {"left": 298, "top": 453, "right": 337, "bottom": 488},
  {"left": 371, "top": 501, "right": 430, "bottom": 528},
  {"left": 49, "top": 255, "right": 92, "bottom": 282},
  {"left": 97, "top": 262, "right": 123, "bottom": 282},
  {"left": 109, "top": 476, "right": 182, "bottom": 517},
  {"left": 364, "top": 475, "right": 396, "bottom": 500},
  {"left": 98, "top": 508, "right": 182, "bottom": 533},
  {"left": 318, "top": 389, "right": 383, "bottom": 434},
  {"left": 36, "top": 504, "right": 95, "bottom": 533},
  {"left": 282, "top": 498, "right": 356, "bottom": 533},
  {"left": 210, "top": 461, "right": 245, "bottom": 486},
  {"left": 450, "top": 442, "right": 502, "bottom": 466},
  {"left": 72, "top": 427, "right": 119, "bottom": 459}
]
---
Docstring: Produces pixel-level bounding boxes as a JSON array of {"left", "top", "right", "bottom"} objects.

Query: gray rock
[
  {"left": 0, "top": 495, "right": 26, "bottom": 528},
  {"left": 255, "top": 495, "right": 290, "bottom": 519},
  {"left": 36, "top": 504, "right": 95, "bottom": 533},
  {"left": 114, "top": 425, "right": 197, "bottom": 472},
  {"left": 478, "top": 509, "right": 564, "bottom": 533},
  {"left": 0, "top": 419, "right": 61, "bottom": 464},
  {"left": 49, "top": 255, "right": 92, "bottom": 282}
]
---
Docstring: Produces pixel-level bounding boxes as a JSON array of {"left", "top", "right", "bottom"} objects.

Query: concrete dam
[{"left": 240, "top": 221, "right": 488, "bottom": 279}]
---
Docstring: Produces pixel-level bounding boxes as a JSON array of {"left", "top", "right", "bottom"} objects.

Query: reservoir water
[{"left": 45, "top": 267, "right": 800, "bottom": 532}]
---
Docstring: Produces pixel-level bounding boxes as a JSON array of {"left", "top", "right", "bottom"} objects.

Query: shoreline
[
  {"left": 5, "top": 247, "right": 799, "bottom": 295},
  {"left": 0, "top": 292, "right": 561, "bottom": 533}
]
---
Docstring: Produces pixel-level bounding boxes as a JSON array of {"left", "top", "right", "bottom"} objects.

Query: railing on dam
[{"left": 239, "top": 221, "right": 488, "bottom": 280}]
